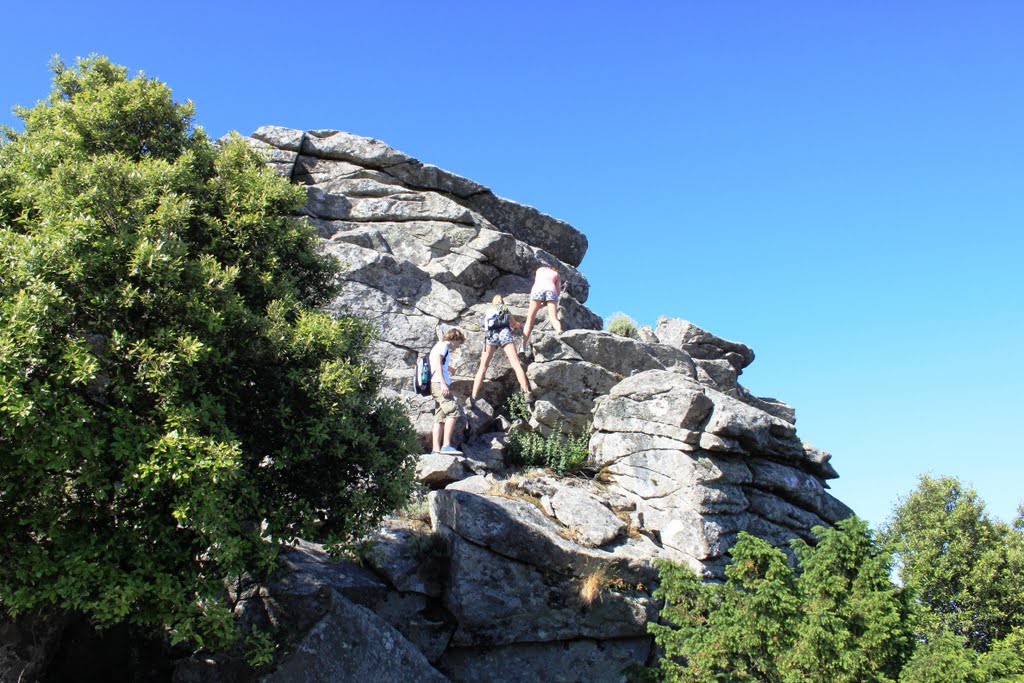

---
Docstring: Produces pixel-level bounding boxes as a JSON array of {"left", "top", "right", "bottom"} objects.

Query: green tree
[
  {"left": 0, "top": 56, "right": 417, "bottom": 647},
  {"left": 781, "top": 518, "right": 915, "bottom": 682},
  {"left": 885, "top": 475, "right": 1024, "bottom": 681},
  {"left": 650, "top": 531, "right": 800, "bottom": 682},
  {"left": 649, "top": 517, "right": 914, "bottom": 682}
]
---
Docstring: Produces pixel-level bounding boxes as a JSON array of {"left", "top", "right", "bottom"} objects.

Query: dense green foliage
[
  {"left": 505, "top": 392, "right": 588, "bottom": 473},
  {"left": 648, "top": 477, "right": 1024, "bottom": 682},
  {"left": 886, "top": 475, "right": 1024, "bottom": 681},
  {"left": 0, "top": 57, "right": 417, "bottom": 647},
  {"left": 606, "top": 312, "right": 639, "bottom": 339},
  {"left": 649, "top": 518, "right": 914, "bottom": 682}
]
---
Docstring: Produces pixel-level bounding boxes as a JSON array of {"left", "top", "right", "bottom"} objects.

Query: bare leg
[
  {"left": 522, "top": 299, "right": 543, "bottom": 344},
  {"left": 432, "top": 421, "right": 442, "bottom": 452},
  {"left": 502, "top": 343, "right": 531, "bottom": 394},
  {"left": 443, "top": 417, "right": 457, "bottom": 448},
  {"left": 472, "top": 345, "right": 496, "bottom": 399},
  {"left": 546, "top": 301, "right": 563, "bottom": 333}
]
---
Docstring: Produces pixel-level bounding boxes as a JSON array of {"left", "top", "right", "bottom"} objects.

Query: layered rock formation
[{"left": 228, "top": 127, "right": 854, "bottom": 682}]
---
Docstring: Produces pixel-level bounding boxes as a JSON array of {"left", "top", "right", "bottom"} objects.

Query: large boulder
[
  {"left": 655, "top": 317, "right": 755, "bottom": 371},
  {"left": 589, "top": 370, "right": 845, "bottom": 575},
  {"left": 259, "top": 589, "right": 449, "bottom": 683},
  {"left": 438, "top": 638, "right": 652, "bottom": 683}
]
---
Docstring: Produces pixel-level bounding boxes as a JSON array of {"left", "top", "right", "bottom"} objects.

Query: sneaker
[
  {"left": 524, "top": 391, "right": 534, "bottom": 404},
  {"left": 440, "top": 445, "right": 463, "bottom": 455}
]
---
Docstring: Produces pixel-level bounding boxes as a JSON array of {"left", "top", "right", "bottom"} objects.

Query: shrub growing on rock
[
  {"left": 0, "top": 56, "right": 417, "bottom": 648},
  {"left": 606, "top": 312, "right": 639, "bottom": 339},
  {"left": 505, "top": 393, "right": 589, "bottom": 474}
]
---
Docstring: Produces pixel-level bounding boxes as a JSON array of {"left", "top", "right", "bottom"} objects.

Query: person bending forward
[{"left": 472, "top": 295, "right": 532, "bottom": 404}]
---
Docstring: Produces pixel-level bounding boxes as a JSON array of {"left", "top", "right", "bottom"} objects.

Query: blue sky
[{"left": 3, "top": 1, "right": 1022, "bottom": 529}]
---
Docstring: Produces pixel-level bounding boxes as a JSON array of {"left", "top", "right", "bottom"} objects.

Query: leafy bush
[
  {"left": 504, "top": 393, "right": 589, "bottom": 474},
  {"left": 0, "top": 56, "right": 418, "bottom": 648},
  {"left": 606, "top": 312, "right": 639, "bottom": 339},
  {"left": 885, "top": 475, "right": 1024, "bottom": 681},
  {"left": 648, "top": 518, "right": 914, "bottom": 682}
]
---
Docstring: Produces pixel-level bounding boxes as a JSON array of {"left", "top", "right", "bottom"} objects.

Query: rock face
[{"left": 230, "top": 127, "right": 854, "bottom": 682}]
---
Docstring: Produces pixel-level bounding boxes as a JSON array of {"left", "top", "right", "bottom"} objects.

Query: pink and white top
[{"left": 530, "top": 266, "right": 560, "bottom": 296}]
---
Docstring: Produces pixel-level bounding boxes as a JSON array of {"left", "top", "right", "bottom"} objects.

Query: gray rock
[
  {"left": 443, "top": 537, "right": 655, "bottom": 647},
  {"left": 656, "top": 317, "right": 755, "bottom": 371},
  {"left": 591, "top": 372, "right": 713, "bottom": 443},
  {"left": 259, "top": 589, "right": 448, "bottom": 683},
  {"left": 445, "top": 474, "right": 493, "bottom": 494},
  {"left": 748, "top": 459, "right": 829, "bottom": 513},
  {"left": 234, "top": 124, "right": 861, "bottom": 671},
  {"left": 549, "top": 487, "right": 627, "bottom": 548},
  {"left": 362, "top": 519, "right": 446, "bottom": 597},
  {"left": 694, "top": 358, "right": 739, "bottom": 391},
  {"left": 438, "top": 638, "right": 652, "bottom": 683},
  {"left": 461, "top": 432, "right": 507, "bottom": 472},
  {"left": 293, "top": 155, "right": 368, "bottom": 184},
  {"left": 552, "top": 329, "right": 698, "bottom": 381},
  {"left": 383, "top": 159, "right": 489, "bottom": 199},
  {"left": 252, "top": 125, "right": 304, "bottom": 152},
  {"left": 430, "top": 489, "right": 660, "bottom": 578},
  {"left": 458, "top": 191, "right": 588, "bottom": 268},
  {"left": 821, "top": 492, "right": 856, "bottom": 524},
  {"left": 302, "top": 185, "right": 475, "bottom": 224},
  {"left": 527, "top": 359, "right": 621, "bottom": 434},
  {"left": 416, "top": 453, "right": 471, "bottom": 488},
  {"left": 270, "top": 539, "right": 391, "bottom": 611},
  {"left": 302, "top": 129, "right": 415, "bottom": 167}
]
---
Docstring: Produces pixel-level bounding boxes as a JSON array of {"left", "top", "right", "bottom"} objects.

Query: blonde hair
[
  {"left": 443, "top": 328, "right": 465, "bottom": 343},
  {"left": 491, "top": 294, "right": 505, "bottom": 305}
]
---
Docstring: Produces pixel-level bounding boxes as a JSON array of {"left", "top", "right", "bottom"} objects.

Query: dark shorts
[
  {"left": 430, "top": 383, "right": 462, "bottom": 423},
  {"left": 484, "top": 326, "right": 515, "bottom": 347},
  {"left": 531, "top": 290, "right": 559, "bottom": 303}
]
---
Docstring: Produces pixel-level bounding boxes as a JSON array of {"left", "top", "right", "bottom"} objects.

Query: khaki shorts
[{"left": 431, "top": 383, "right": 462, "bottom": 424}]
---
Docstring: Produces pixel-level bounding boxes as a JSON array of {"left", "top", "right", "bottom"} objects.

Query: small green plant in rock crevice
[
  {"left": 504, "top": 393, "right": 590, "bottom": 474},
  {"left": 606, "top": 312, "right": 639, "bottom": 339}
]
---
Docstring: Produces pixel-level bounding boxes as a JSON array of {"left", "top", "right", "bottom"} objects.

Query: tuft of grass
[
  {"left": 396, "top": 483, "right": 432, "bottom": 523},
  {"left": 606, "top": 312, "right": 639, "bottom": 339},
  {"left": 579, "top": 566, "right": 610, "bottom": 606}
]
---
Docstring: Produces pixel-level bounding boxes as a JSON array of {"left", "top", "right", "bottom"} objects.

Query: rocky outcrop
[
  {"left": 233, "top": 127, "right": 855, "bottom": 682},
  {"left": 240, "top": 126, "right": 603, "bottom": 438},
  {"left": 589, "top": 369, "right": 849, "bottom": 575}
]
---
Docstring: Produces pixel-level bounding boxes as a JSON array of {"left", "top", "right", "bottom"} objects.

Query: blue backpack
[{"left": 414, "top": 346, "right": 448, "bottom": 396}]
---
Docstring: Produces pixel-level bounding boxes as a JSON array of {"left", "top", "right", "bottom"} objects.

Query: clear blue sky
[{"left": 3, "top": 1, "right": 1022, "bottom": 529}]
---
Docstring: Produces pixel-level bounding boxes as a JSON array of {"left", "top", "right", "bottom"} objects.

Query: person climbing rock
[
  {"left": 472, "top": 295, "right": 532, "bottom": 404},
  {"left": 430, "top": 328, "right": 466, "bottom": 454},
  {"left": 521, "top": 263, "right": 563, "bottom": 354}
]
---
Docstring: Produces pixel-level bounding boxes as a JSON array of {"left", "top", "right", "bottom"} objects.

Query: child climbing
[
  {"left": 430, "top": 328, "right": 466, "bottom": 454},
  {"left": 471, "top": 295, "right": 532, "bottom": 404},
  {"left": 521, "top": 264, "right": 563, "bottom": 353}
]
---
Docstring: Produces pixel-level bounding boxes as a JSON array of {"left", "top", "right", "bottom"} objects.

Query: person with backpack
[
  {"left": 471, "top": 295, "right": 532, "bottom": 404},
  {"left": 521, "top": 264, "right": 564, "bottom": 354},
  {"left": 430, "top": 328, "right": 466, "bottom": 455}
]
